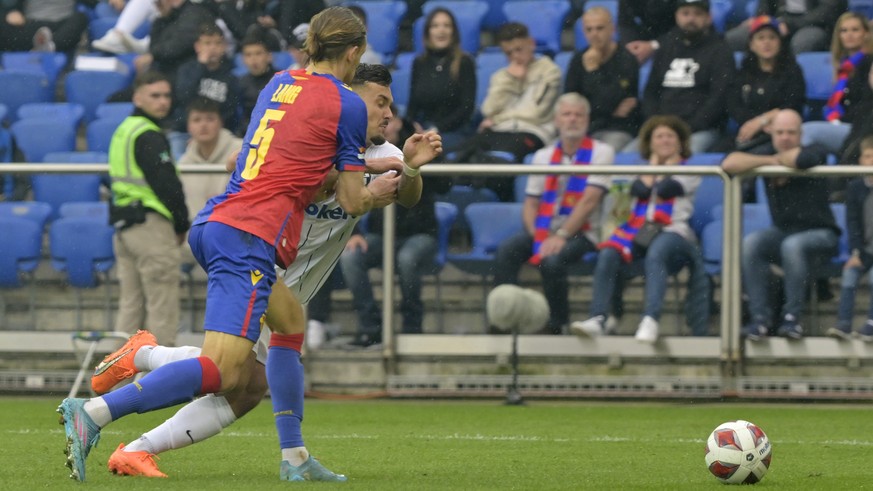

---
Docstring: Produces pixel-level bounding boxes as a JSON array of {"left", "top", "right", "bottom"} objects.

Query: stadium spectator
[
  {"left": 286, "top": 22, "right": 310, "bottom": 69},
  {"left": 132, "top": 0, "right": 216, "bottom": 77},
  {"left": 725, "top": 0, "right": 847, "bottom": 54},
  {"left": 109, "top": 71, "right": 189, "bottom": 348},
  {"left": 628, "top": 0, "right": 735, "bottom": 155},
  {"left": 492, "top": 93, "right": 614, "bottom": 335},
  {"left": 92, "top": 0, "right": 156, "bottom": 54},
  {"left": 830, "top": 136, "right": 873, "bottom": 341},
  {"left": 406, "top": 7, "right": 476, "bottom": 153},
  {"left": 238, "top": 28, "right": 278, "bottom": 135},
  {"left": 726, "top": 15, "right": 806, "bottom": 154},
  {"left": 451, "top": 21, "right": 562, "bottom": 201},
  {"left": 209, "top": 0, "right": 284, "bottom": 51},
  {"left": 170, "top": 22, "right": 241, "bottom": 159},
  {"left": 565, "top": 6, "right": 640, "bottom": 152},
  {"left": 801, "top": 12, "right": 873, "bottom": 158},
  {"left": 722, "top": 109, "right": 839, "bottom": 341},
  {"left": 177, "top": 97, "right": 240, "bottom": 218},
  {"left": 57, "top": 8, "right": 391, "bottom": 483},
  {"left": 572, "top": 115, "right": 708, "bottom": 342},
  {"left": 0, "top": 0, "right": 92, "bottom": 54}
]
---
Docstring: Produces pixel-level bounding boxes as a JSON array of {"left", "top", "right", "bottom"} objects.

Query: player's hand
[
  {"left": 345, "top": 234, "right": 368, "bottom": 253},
  {"left": 6, "top": 10, "right": 24, "bottom": 25},
  {"left": 365, "top": 156, "right": 403, "bottom": 174},
  {"left": 402, "top": 131, "right": 442, "bottom": 169},
  {"left": 367, "top": 171, "right": 401, "bottom": 208}
]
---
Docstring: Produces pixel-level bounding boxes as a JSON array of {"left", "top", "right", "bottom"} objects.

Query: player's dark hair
[
  {"left": 198, "top": 22, "right": 224, "bottom": 39},
  {"left": 133, "top": 70, "right": 171, "bottom": 91},
  {"left": 496, "top": 22, "right": 529, "bottom": 43},
  {"left": 187, "top": 97, "right": 222, "bottom": 118},
  {"left": 351, "top": 63, "right": 392, "bottom": 88},
  {"left": 638, "top": 115, "right": 692, "bottom": 160},
  {"left": 306, "top": 6, "right": 367, "bottom": 63}
]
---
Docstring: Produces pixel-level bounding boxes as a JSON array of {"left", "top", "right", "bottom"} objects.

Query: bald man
[{"left": 722, "top": 109, "right": 840, "bottom": 341}]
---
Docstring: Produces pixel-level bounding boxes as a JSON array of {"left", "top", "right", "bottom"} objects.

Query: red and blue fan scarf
[
  {"left": 528, "top": 138, "right": 594, "bottom": 266},
  {"left": 824, "top": 51, "right": 867, "bottom": 122},
  {"left": 599, "top": 182, "right": 678, "bottom": 263}
]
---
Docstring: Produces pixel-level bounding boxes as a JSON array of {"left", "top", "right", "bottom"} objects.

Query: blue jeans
[
  {"left": 590, "top": 232, "right": 710, "bottom": 335},
  {"left": 339, "top": 233, "right": 437, "bottom": 335},
  {"left": 493, "top": 231, "right": 597, "bottom": 332},
  {"left": 836, "top": 264, "right": 873, "bottom": 328},
  {"left": 742, "top": 227, "right": 839, "bottom": 325}
]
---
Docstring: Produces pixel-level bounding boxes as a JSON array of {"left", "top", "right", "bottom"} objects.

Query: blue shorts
[{"left": 188, "top": 221, "right": 276, "bottom": 343}]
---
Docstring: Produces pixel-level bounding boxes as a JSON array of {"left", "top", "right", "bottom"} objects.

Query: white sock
[
  {"left": 115, "top": 0, "right": 158, "bottom": 33},
  {"left": 134, "top": 345, "right": 202, "bottom": 371},
  {"left": 83, "top": 398, "right": 113, "bottom": 427},
  {"left": 282, "top": 447, "right": 310, "bottom": 467},
  {"left": 126, "top": 394, "right": 236, "bottom": 455}
]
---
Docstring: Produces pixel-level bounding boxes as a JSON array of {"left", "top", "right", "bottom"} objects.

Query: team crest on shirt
[{"left": 663, "top": 58, "right": 700, "bottom": 88}]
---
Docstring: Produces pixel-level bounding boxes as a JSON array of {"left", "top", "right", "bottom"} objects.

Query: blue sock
[
  {"left": 103, "top": 357, "right": 221, "bottom": 420},
  {"left": 267, "top": 334, "right": 305, "bottom": 449}
]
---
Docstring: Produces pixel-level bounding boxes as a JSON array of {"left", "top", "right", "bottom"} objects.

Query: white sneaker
[
  {"left": 635, "top": 316, "right": 659, "bottom": 344},
  {"left": 119, "top": 31, "right": 150, "bottom": 54},
  {"left": 32, "top": 27, "right": 55, "bottom": 52},
  {"left": 605, "top": 315, "right": 619, "bottom": 333},
  {"left": 570, "top": 315, "right": 606, "bottom": 337},
  {"left": 92, "top": 30, "right": 129, "bottom": 54},
  {"left": 306, "top": 320, "right": 326, "bottom": 350}
]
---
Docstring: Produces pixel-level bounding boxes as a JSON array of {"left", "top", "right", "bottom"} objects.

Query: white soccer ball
[{"left": 704, "top": 420, "right": 772, "bottom": 484}]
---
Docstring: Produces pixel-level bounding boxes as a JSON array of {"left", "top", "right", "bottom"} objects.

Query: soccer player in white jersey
[{"left": 91, "top": 64, "right": 442, "bottom": 479}]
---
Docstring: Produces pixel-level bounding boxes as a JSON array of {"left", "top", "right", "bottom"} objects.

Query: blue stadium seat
[
  {"left": 710, "top": 0, "right": 734, "bottom": 33},
  {"left": 436, "top": 184, "right": 499, "bottom": 232},
  {"left": 701, "top": 204, "right": 771, "bottom": 275},
  {"left": 59, "top": 201, "right": 110, "bottom": 221},
  {"left": 638, "top": 58, "right": 652, "bottom": 99},
  {"left": 10, "top": 118, "right": 77, "bottom": 162},
  {"left": 481, "top": 0, "right": 508, "bottom": 30},
  {"left": 849, "top": 0, "right": 873, "bottom": 18},
  {"left": 0, "top": 71, "right": 53, "bottom": 123},
  {"left": 427, "top": 202, "right": 459, "bottom": 331},
  {"left": 554, "top": 51, "right": 574, "bottom": 81},
  {"left": 0, "top": 201, "right": 52, "bottom": 231},
  {"left": 573, "top": 0, "right": 619, "bottom": 50},
  {"left": 393, "top": 52, "right": 416, "bottom": 70},
  {"left": 35, "top": 153, "right": 105, "bottom": 220},
  {"left": 95, "top": 102, "right": 133, "bottom": 120},
  {"left": 65, "top": 70, "right": 130, "bottom": 122},
  {"left": 349, "top": 1, "right": 407, "bottom": 60},
  {"left": 1, "top": 52, "right": 67, "bottom": 86},
  {"left": 503, "top": 0, "right": 570, "bottom": 54},
  {"left": 475, "top": 51, "right": 506, "bottom": 109},
  {"left": 87, "top": 117, "right": 123, "bottom": 152},
  {"left": 0, "top": 216, "right": 42, "bottom": 327},
  {"left": 689, "top": 175, "right": 725, "bottom": 238},
  {"left": 417, "top": 1, "right": 489, "bottom": 54},
  {"left": 49, "top": 216, "right": 116, "bottom": 329},
  {"left": 0, "top": 104, "right": 6, "bottom": 124},
  {"left": 94, "top": 1, "right": 121, "bottom": 19},
  {"left": 687, "top": 152, "right": 726, "bottom": 165},
  {"left": 796, "top": 51, "right": 832, "bottom": 119},
  {"left": 390, "top": 64, "right": 411, "bottom": 115},
  {"left": 17, "top": 102, "right": 86, "bottom": 128},
  {"left": 43, "top": 151, "right": 108, "bottom": 164}
]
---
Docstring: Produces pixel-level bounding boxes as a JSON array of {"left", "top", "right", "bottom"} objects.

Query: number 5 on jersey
[{"left": 241, "top": 108, "right": 286, "bottom": 180}]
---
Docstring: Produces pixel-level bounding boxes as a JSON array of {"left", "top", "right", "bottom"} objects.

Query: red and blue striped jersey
[{"left": 195, "top": 69, "right": 367, "bottom": 268}]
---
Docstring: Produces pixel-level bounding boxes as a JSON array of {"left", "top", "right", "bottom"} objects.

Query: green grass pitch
[{"left": 4, "top": 396, "right": 872, "bottom": 489}]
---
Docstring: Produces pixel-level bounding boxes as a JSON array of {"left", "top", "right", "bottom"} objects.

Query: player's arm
[{"left": 336, "top": 171, "right": 398, "bottom": 215}]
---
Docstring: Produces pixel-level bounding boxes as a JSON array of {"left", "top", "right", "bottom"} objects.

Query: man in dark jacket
[
  {"left": 725, "top": 0, "right": 848, "bottom": 53},
  {"left": 0, "top": 0, "right": 93, "bottom": 53},
  {"left": 133, "top": 0, "right": 216, "bottom": 79},
  {"left": 629, "top": 0, "right": 734, "bottom": 154},
  {"left": 722, "top": 109, "right": 840, "bottom": 341}
]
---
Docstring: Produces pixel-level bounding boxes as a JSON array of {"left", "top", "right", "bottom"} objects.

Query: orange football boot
[
  {"left": 90, "top": 330, "right": 157, "bottom": 394},
  {"left": 107, "top": 443, "right": 167, "bottom": 478}
]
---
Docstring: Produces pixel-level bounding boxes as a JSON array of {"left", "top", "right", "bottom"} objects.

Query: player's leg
[{"left": 265, "top": 281, "right": 346, "bottom": 482}]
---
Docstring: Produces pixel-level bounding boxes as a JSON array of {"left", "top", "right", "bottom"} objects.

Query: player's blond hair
[{"left": 306, "top": 6, "right": 367, "bottom": 63}]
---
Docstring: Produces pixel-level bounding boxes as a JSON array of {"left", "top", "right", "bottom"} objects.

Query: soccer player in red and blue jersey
[{"left": 57, "top": 8, "right": 395, "bottom": 483}]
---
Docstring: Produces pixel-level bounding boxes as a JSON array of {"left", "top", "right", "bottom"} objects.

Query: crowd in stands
[{"left": 3, "top": 0, "right": 873, "bottom": 346}]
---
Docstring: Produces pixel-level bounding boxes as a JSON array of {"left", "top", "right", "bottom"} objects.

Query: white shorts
[{"left": 253, "top": 325, "right": 271, "bottom": 365}]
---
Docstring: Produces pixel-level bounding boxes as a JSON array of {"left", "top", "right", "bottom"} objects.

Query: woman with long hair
[
  {"left": 406, "top": 7, "right": 476, "bottom": 152},
  {"left": 801, "top": 12, "right": 873, "bottom": 155},
  {"left": 729, "top": 15, "right": 806, "bottom": 153},
  {"left": 571, "top": 115, "right": 709, "bottom": 343}
]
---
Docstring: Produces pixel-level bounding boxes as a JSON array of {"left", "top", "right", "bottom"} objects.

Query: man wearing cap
[
  {"left": 725, "top": 0, "right": 847, "bottom": 53},
  {"left": 627, "top": 0, "right": 734, "bottom": 154}
]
